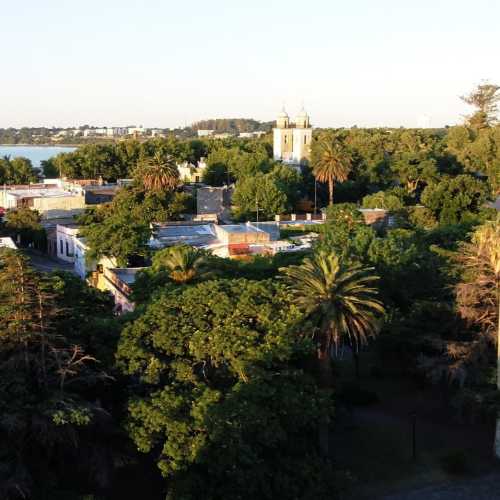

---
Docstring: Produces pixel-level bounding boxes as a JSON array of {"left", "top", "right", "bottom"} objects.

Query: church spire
[{"left": 276, "top": 106, "right": 290, "bottom": 129}]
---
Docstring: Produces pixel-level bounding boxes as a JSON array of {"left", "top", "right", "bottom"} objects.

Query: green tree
[
  {"left": 280, "top": 250, "right": 384, "bottom": 454},
  {"left": 150, "top": 245, "right": 211, "bottom": 284},
  {"left": 451, "top": 217, "right": 500, "bottom": 455},
  {"left": 79, "top": 189, "right": 152, "bottom": 266},
  {"left": 202, "top": 162, "right": 227, "bottom": 186},
  {"left": 79, "top": 182, "right": 191, "bottom": 266},
  {"left": 206, "top": 144, "right": 271, "bottom": 181},
  {"left": 3, "top": 208, "right": 46, "bottom": 248},
  {"left": 0, "top": 249, "right": 115, "bottom": 499},
  {"left": 461, "top": 82, "right": 500, "bottom": 128},
  {"left": 421, "top": 174, "right": 490, "bottom": 225},
  {"left": 320, "top": 203, "right": 375, "bottom": 264},
  {"left": 41, "top": 157, "right": 59, "bottom": 178},
  {"left": 232, "top": 173, "right": 288, "bottom": 220},
  {"left": 268, "top": 163, "right": 303, "bottom": 209},
  {"left": 135, "top": 152, "right": 179, "bottom": 192},
  {"left": 344, "top": 128, "right": 393, "bottom": 190},
  {"left": 362, "top": 189, "right": 406, "bottom": 212},
  {"left": 0, "top": 156, "right": 37, "bottom": 185},
  {"left": 117, "top": 279, "right": 335, "bottom": 499},
  {"left": 311, "top": 136, "right": 352, "bottom": 205}
]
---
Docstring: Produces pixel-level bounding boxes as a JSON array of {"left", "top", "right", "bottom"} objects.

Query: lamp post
[
  {"left": 314, "top": 178, "right": 317, "bottom": 216},
  {"left": 410, "top": 411, "right": 417, "bottom": 461}
]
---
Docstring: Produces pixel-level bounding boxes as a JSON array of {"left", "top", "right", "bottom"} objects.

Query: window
[
  {"left": 59, "top": 239, "right": 63, "bottom": 254},
  {"left": 66, "top": 241, "right": 70, "bottom": 256},
  {"left": 284, "top": 135, "right": 287, "bottom": 144},
  {"left": 304, "top": 135, "right": 307, "bottom": 144}
]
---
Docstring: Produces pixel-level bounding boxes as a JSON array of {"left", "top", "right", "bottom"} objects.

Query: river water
[{"left": 0, "top": 145, "right": 76, "bottom": 169}]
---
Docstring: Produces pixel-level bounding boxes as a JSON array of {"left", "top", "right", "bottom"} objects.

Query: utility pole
[{"left": 256, "top": 193, "right": 259, "bottom": 224}]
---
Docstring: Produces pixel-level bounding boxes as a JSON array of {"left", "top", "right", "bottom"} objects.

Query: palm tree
[
  {"left": 138, "top": 152, "right": 179, "bottom": 192},
  {"left": 458, "top": 216, "right": 499, "bottom": 456},
  {"left": 311, "top": 138, "right": 352, "bottom": 205},
  {"left": 152, "top": 245, "right": 211, "bottom": 284},
  {"left": 280, "top": 249, "right": 384, "bottom": 456}
]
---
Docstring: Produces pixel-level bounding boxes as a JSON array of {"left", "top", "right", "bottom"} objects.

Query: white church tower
[{"left": 273, "top": 107, "right": 312, "bottom": 166}]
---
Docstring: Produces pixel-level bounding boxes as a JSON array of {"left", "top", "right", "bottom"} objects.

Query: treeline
[
  {"left": 0, "top": 128, "right": 56, "bottom": 145},
  {"left": 42, "top": 122, "right": 498, "bottom": 251},
  {"left": 0, "top": 156, "right": 38, "bottom": 185},
  {"left": 42, "top": 138, "right": 206, "bottom": 180},
  {"left": 190, "top": 118, "right": 272, "bottom": 133}
]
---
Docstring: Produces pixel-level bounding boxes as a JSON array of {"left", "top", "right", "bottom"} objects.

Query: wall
[
  {"left": 214, "top": 224, "right": 271, "bottom": 245},
  {"left": 56, "top": 224, "right": 79, "bottom": 262},
  {"left": 292, "top": 128, "right": 312, "bottom": 164},
  {"left": 34, "top": 194, "right": 86, "bottom": 219}
]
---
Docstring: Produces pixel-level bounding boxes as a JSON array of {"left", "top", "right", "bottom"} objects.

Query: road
[
  {"left": 22, "top": 249, "right": 75, "bottom": 274},
  {"left": 383, "top": 473, "right": 500, "bottom": 500}
]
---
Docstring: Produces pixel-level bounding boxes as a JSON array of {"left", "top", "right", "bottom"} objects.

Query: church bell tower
[{"left": 273, "top": 106, "right": 312, "bottom": 166}]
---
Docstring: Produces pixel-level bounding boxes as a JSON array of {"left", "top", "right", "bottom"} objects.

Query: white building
[
  {"left": 197, "top": 129, "right": 214, "bottom": 137},
  {"left": 56, "top": 224, "right": 80, "bottom": 262},
  {"left": 127, "top": 126, "right": 145, "bottom": 136},
  {"left": 239, "top": 131, "right": 266, "bottom": 138},
  {"left": 74, "top": 237, "right": 91, "bottom": 279},
  {"left": 273, "top": 108, "right": 312, "bottom": 166},
  {"left": 0, "top": 237, "right": 17, "bottom": 249},
  {"left": 102, "top": 267, "right": 144, "bottom": 314},
  {"left": 0, "top": 187, "right": 86, "bottom": 219},
  {"left": 177, "top": 158, "right": 207, "bottom": 183}
]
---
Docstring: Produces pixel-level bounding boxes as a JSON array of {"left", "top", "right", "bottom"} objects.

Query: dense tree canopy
[
  {"left": 2, "top": 208, "right": 46, "bottom": 249},
  {"left": 421, "top": 174, "right": 490, "bottom": 225},
  {"left": 0, "top": 156, "right": 38, "bottom": 185},
  {"left": 1, "top": 82, "right": 499, "bottom": 498},
  {"left": 0, "top": 250, "right": 118, "bottom": 499},
  {"left": 117, "top": 279, "right": 335, "bottom": 499}
]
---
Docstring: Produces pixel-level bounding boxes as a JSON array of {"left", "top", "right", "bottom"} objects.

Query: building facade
[
  {"left": 56, "top": 224, "right": 80, "bottom": 262},
  {"left": 177, "top": 158, "right": 207, "bottom": 183},
  {"left": 273, "top": 108, "right": 312, "bottom": 166}
]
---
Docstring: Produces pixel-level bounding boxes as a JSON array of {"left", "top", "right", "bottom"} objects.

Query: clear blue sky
[{"left": 1, "top": 0, "right": 499, "bottom": 128}]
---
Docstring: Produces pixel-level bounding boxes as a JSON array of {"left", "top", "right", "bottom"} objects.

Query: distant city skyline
[{"left": 1, "top": 0, "right": 499, "bottom": 129}]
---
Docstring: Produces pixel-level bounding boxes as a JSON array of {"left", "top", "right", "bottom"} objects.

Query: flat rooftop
[
  {"left": 154, "top": 224, "right": 215, "bottom": 239},
  {"left": 111, "top": 267, "right": 145, "bottom": 285},
  {"left": 7, "top": 189, "right": 80, "bottom": 199},
  {"left": 151, "top": 224, "right": 218, "bottom": 248},
  {"left": 219, "top": 224, "right": 263, "bottom": 234},
  {"left": 0, "top": 237, "right": 17, "bottom": 249}
]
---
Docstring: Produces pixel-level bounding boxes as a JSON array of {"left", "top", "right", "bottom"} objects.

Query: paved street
[
  {"left": 22, "top": 249, "right": 75, "bottom": 274},
  {"left": 383, "top": 473, "right": 500, "bottom": 500}
]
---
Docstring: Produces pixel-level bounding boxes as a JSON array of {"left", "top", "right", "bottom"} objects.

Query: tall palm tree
[
  {"left": 280, "top": 250, "right": 384, "bottom": 456},
  {"left": 311, "top": 138, "right": 352, "bottom": 205},
  {"left": 458, "top": 216, "right": 500, "bottom": 456},
  {"left": 152, "top": 245, "right": 211, "bottom": 284},
  {"left": 139, "top": 152, "right": 179, "bottom": 192}
]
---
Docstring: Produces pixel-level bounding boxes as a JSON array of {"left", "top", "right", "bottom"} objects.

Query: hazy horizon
[{"left": 2, "top": 0, "right": 499, "bottom": 129}]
